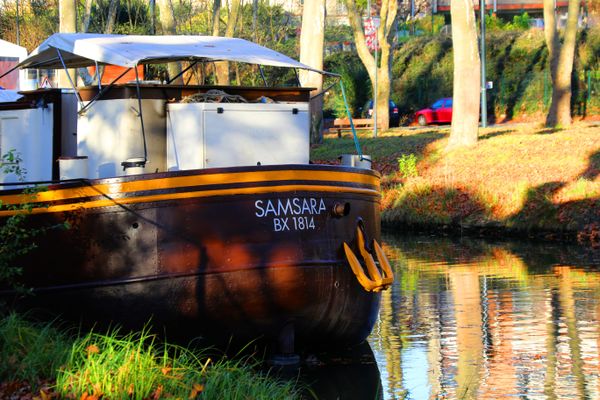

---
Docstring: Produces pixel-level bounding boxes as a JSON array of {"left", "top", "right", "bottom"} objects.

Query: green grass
[
  {"left": 313, "top": 131, "right": 446, "bottom": 161},
  {"left": 0, "top": 313, "right": 299, "bottom": 399},
  {"left": 0, "top": 313, "right": 72, "bottom": 385}
]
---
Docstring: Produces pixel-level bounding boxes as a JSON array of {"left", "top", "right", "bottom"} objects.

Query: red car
[{"left": 415, "top": 98, "right": 453, "bottom": 126}]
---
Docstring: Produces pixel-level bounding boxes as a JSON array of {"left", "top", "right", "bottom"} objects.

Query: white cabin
[{"left": 0, "top": 34, "right": 321, "bottom": 185}]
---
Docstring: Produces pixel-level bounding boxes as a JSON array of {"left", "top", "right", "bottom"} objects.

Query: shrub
[
  {"left": 397, "top": 154, "right": 419, "bottom": 178},
  {"left": 0, "top": 151, "right": 67, "bottom": 293},
  {"left": 324, "top": 52, "right": 370, "bottom": 118}
]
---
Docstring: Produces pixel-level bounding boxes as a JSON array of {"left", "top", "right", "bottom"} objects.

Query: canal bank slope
[{"left": 311, "top": 122, "right": 600, "bottom": 246}]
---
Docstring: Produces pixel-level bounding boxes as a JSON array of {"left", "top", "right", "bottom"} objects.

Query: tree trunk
[
  {"left": 82, "top": 0, "right": 94, "bottom": 32},
  {"left": 215, "top": 0, "right": 241, "bottom": 85},
  {"left": 343, "top": 0, "right": 397, "bottom": 132},
  {"left": 105, "top": 0, "right": 120, "bottom": 34},
  {"left": 299, "top": 0, "right": 326, "bottom": 144},
  {"left": 150, "top": 0, "right": 156, "bottom": 34},
  {"left": 157, "top": 0, "right": 183, "bottom": 84},
  {"left": 447, "top": 0, "right": 480, "bottom": 149},
  {"left": 544, "top": 0, "right": 580, "bottom": 127},
  {"left": 78, "top": 0, "right": 95, "bottom": 85},
  {"left": 375, "top": 0, "right": 398, "bottom": 131},
  {"left": 212, "top": 0, "right": 221, "bottom": 36},
  {"left": 59, "top": 0, "right": 77, "bottom": 87},
  {"left": 252, "top": 0, "right": 259, "bottom": 42}
]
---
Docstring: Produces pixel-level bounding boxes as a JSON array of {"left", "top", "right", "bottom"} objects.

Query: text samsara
[
  {"left": 255, "top": 198, "right": 326, "bottom": 218},
  {"left": 255, "top": 197, "right": 327, "bottom": 232}
]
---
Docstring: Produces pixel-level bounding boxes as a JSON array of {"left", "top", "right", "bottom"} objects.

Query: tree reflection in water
[{"left": 369, "top": 234, "right": 600, "bottom": 399}]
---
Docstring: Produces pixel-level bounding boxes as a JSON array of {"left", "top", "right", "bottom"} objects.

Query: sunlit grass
[
  {"left": 0, "top": 313, "right": 299, "bottom": 399},
  {"left": 558, "top": 178, "right": 600, "bottom": 202},
  {"left": 313, "top": 122, "right": 600, "bottom": 241}
]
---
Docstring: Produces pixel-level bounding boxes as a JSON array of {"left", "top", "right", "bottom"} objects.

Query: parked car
[
  {"left": 415, "top": 98, "right": 453, "bottom": 126},
  {"left": 362, "top": 99, "right": 400, "bottom": 127}
]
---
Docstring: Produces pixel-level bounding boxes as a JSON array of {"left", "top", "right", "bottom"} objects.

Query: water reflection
[
  {"left": 370, "top": 234, "right": 600, "bottom": 400},
  {"left": 300, "top": 342, "right": 383, "bottom": 399}
]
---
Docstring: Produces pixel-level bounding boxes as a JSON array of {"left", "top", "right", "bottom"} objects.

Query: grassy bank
[
  {"left": 311, "top": 122, "right": 600, "bottom": 245},
  {"left": 0, "top": 313, "right": 298, "bottom": 399}
]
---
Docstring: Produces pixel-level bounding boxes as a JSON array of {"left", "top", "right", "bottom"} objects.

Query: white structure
[
  {"left": 0, "top": 106, "right": 53, "bottom": 183},
  {"left": 167, "top": 102, "right": 309, "bottom": 171},
  {"left": 8, "top": 34, "right": 322, "bottom": 181},
  {"left": 0, "top": 39, "right": 27, "bottom": 90}
]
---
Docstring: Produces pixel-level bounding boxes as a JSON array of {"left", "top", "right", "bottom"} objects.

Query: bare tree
[
  {"left": 157, "top": 0, "right": 183, "bottom": 84},
  {"left": 214, "top": 0, "right": 241, "bottom": 85},
  {"left": 447, "top": 0, "right": 480, "bottom": 149},
  {"left": 299, "top": 0, "right": 326, "bottom": 143},
  {"left": 343, "top": 0, "right": 398, "bottom": 130},
  {"left": 544, "top": 0, "right": 580, "bottom": 127}
]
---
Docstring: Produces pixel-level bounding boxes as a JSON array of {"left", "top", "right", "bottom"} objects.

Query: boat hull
[{"left": 1, "top": 165, "right": 382, "bottom": 346}]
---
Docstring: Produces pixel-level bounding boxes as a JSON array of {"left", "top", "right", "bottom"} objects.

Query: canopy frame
[{"left": 0, "top": 34, "right": 356, "bottom": 168}]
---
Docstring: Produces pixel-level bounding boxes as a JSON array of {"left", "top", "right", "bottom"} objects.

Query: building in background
[{"left": 0, "top": 39, "right": 27, "bottom": 90}]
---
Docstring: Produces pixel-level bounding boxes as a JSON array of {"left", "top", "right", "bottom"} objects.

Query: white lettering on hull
[{"left": 255, "top": 197, "right": 326, "bottom": 232}]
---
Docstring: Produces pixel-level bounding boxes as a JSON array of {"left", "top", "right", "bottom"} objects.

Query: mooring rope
[{"left": 180, "top": 89, "right": 248, "bottom": 104}]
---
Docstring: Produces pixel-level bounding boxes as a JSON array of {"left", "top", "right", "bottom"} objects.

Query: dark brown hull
[{"left": 1, "top": 164, "right": 382, "bottom": 346}]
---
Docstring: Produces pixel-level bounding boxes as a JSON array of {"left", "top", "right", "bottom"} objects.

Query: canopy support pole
[
  {"left": 95, "top": 60, "right": 101, "bottom": 90},
  {"left": 77, "top": 67, "right": 133, "bottom": 116},
  {"left": 56, "top": 49, "right": 85, "bottom": 109},
  {"left": 167, "top": 61, "right": 198, "bottom": 84},
  {"left": 339, "top": 80, "right": 363, "bottom": 158},
  {"left": 258, "top": 66, "right": 268, "bottom": 87},
  {"left": 133, "top": 65, "right": 148, "bottom": 164},
  {"left": 293, "top": 68, "right": 301, "bottom": 86}
]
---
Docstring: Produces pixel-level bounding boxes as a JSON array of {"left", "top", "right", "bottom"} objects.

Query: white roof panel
[
  {"left": 0, "top": 39, "right": 27, "bottom": 60},
  {"left": 18, "top": 33, "right": 325, "bottom": 74}
]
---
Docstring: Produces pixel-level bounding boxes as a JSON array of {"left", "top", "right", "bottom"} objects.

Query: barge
[{"left": 0, "top": 34, "right": 392, "bottom": 349}]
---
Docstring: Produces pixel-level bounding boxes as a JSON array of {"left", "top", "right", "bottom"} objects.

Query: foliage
[
  {"left": 508, "top": 13, "right": 533, "bottom": 30},
  {"left": 0, "top": 0, "right": 58, "bottom": 51},
  {"left": 0, "top": 0, "right": 299, "bottom": 87},
  {"left": 0, "top": 151, "right": 68, "bottom": 293},
  {"left": 485, "top": 14, "right": 507, "bottom": 31},
  {"left": 397, "top": 154, "right": 418, "bottom": 178},
  {"left": 0, "top": 151, "right": 40, "bottom": 292},
  {"left": 169, "top": 0, "right": 212, "bottom": 35},
  {"left": 414, "top": 14, "right": 446, "bottom": 36},
  {"left": 391, "top": 36, "right": 453, "bottom": 115},
  {"left": 176, "top": 2, "right": 299, "bottom": 87},
  {"left": 578, "top": 26, "right": 600, "bottom": 70},
  {"left": 389, "top": 28, "right": 600, "bottom": 123},
  {"left": 485, "top": 12, "right": 532, "bottom": 31},
  {"left": 80, "top": 0, "right": 152, "bottom": 34},
  {"left": 323, "top": 52, "right": 370, "bottom": 118},
  {"left": 325, "top": 24, "right": 354, "bottom": 45}
]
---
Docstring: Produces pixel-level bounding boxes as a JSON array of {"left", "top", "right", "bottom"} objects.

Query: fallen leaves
[{"left": 189, "top": 383, "right": 204, "bottom": 399}]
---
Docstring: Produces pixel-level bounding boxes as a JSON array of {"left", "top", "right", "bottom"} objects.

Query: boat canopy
[{"left": 15, "top": 33, "right": 326, "bottom": 74}]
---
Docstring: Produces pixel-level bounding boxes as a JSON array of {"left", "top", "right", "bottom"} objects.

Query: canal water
[{"left": 304, "top": 233, "right": 600, "bottom": 399}]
